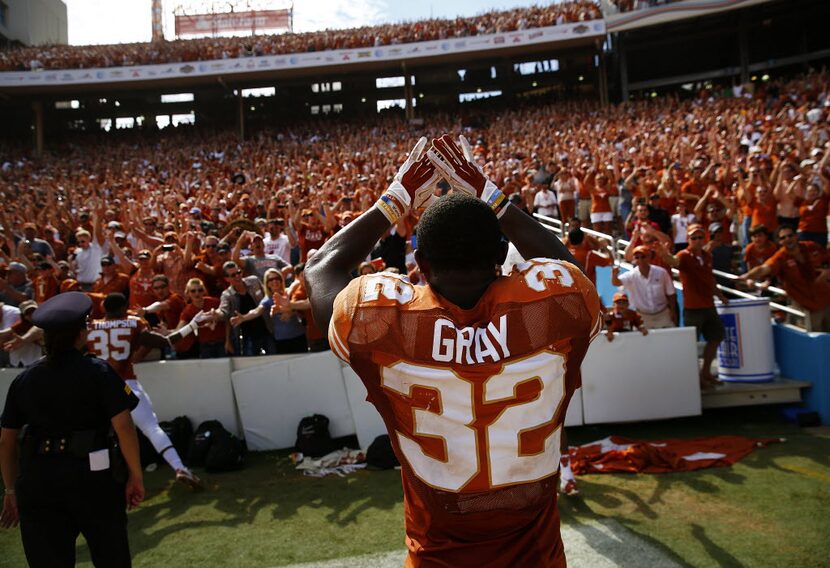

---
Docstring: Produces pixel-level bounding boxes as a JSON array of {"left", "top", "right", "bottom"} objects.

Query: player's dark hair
[
  {"left": 103, "top": 293, "right": 128, "bottom": 316},
  {"left": 568, "top": 228, "right": 585, "bottom": 246},
  {"left": 416, "top": 192, "right": 503, "bottom": 271}
]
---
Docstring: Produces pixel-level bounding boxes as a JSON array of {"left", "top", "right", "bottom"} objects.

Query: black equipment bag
[
  {"left": 205, "top": 429, "right": 247, "bottom": 472},
  {"left": 187, "top": 420, "right": 226, "bottom": 467},
  {"left": 366, "top": 435, "right": 399, "bottom": 469},
  {"left": 295, "top": 414, "right": 334, "bottom": 458}
]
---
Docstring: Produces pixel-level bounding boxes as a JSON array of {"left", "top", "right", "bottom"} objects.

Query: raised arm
[{"left": 306, "top": 137, "right": 439, "bottom": 333}]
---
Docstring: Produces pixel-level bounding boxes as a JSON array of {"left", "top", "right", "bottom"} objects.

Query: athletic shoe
[
  {"left": 560, "top": 479, "right": 579, "bottom": 497},
  {"left": 176, "top": 468, "right": 205, "bottom": 491}
]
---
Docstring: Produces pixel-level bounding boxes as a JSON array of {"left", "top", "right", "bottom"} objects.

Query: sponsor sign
[{"left": 175, "top": 9, "right": 291, "bottom": 36}]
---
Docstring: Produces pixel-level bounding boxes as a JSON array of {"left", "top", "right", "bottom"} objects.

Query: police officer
[{"left": 0, "top": 291, "right": 144, "bottom": 567}]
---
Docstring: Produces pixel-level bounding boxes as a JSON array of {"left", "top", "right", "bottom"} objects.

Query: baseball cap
[
  {"left": 632, "top": 245, "right": 652, "bottom": 257},
  {"left": 100, "top": 255, "right": 115, "bottom": 266},
  {"left": 137, "top": 249, "right": 152, "bottom": 259},
  {"left": 19, "top": 300, "right": 38, "bottom": 314},
  {"left": 708, "top": 222, "right": 723, "bottom": 235},
  {"left": 8, "top": 261, "right": 27, "bottom": 272},
  {"left": 613, "top": 292, "right": 629, "bottom": 303},
  {"left": 114, "top": 231, "right": 126, "bottom": 239},
  {"left": 687, "top": 224, "right": 705, "bottom": 237},
  {"left": 22, "top": 222, "right": 37, "bottom": 230},
  {"left": 190, "top": 207, "right": 202, "bottom": 215}
]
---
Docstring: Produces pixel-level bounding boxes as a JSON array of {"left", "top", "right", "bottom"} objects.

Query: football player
[
  {"left": 87, "top": 293, "right": 207, "bottom": 489},
  {"left": 306, "top": 135, "right": 601, "bottom": 567}
]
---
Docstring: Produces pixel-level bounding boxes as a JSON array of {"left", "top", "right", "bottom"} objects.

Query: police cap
[{"left": 31, "top": 292, "right": 92, "bottom": 331}]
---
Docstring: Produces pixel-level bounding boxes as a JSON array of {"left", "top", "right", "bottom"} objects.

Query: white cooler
[{"left": 716, "top": 298, "right": 775, "bottom": 382}]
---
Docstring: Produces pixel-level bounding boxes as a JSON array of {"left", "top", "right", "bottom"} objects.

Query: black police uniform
[{"left": 0, "top": 292, "right": 139, "bottom": 567}]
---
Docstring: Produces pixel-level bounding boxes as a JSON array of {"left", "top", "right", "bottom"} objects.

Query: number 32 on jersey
[{"left": 382, "top": 351, "right": 567, "bottom": 492}]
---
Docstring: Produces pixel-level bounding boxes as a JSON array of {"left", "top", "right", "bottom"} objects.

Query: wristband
[
  {"left": 481, "top": 181, "right": 509, "bottom": 219},
  {"left": 375, "top": 184, "right": 410, "bottom": 224}
]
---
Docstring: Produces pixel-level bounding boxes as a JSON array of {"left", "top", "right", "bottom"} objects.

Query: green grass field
[{"left": 2, "top": 406, "right": 829, "bottom": 567}]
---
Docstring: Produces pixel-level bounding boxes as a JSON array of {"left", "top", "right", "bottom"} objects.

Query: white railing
[{"left": 532, "top": 212, "right": 808, "bottom": 329}]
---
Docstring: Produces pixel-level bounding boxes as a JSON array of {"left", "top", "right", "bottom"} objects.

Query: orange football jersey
[
  {"left": 330, "top": 258, "right": 601, "bottom": 567},
  {"left": 87, "top": 316, "right": 149, "bottom": 380}
]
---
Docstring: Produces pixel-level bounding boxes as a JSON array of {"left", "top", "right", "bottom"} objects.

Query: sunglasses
[
  {"left": 189, "top": 288, "right": 205, "bottom": 294},
  {"left": 689, "top": 235, "right": 705, "bottom": 240},
  {"left": 227, "top": 271, "right": 242, "bottom": 277}
]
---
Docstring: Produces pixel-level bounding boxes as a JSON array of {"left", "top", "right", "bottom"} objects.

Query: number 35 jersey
[
  {"left": 329, "top": 258, "right": 601, "bottom": 568},
  {"left": 87, "top": 316, "right": 148, "bottom": 381}
]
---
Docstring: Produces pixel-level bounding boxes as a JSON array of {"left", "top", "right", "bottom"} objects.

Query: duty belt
[{"left": 23, "top": 429, "right": 107, "bottom": 458}]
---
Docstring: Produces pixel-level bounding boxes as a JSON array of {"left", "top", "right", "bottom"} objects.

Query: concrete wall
[{"left": 0, "top": 0, "right": 67, "bottom": 46}]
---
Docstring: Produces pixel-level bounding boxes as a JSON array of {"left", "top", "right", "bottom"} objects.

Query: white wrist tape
[
  {"left": 375, "top": 182, "right": 411, "bottom": 224},
  {"left": 177, "top": 321, "right": 198, "bottom": 339}
]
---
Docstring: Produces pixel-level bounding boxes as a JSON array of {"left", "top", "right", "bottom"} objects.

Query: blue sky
[{"left": 64, "top": 0, "right": 546, "bottom": 45}]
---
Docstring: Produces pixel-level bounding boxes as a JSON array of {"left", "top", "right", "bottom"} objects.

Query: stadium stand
[{"left": 0, "top": 1, "right": 601, "bottom": 71}]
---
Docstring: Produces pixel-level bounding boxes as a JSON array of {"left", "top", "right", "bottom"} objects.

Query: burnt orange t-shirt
[
  {"left": 129, "top": 270, "right": 156, "bottom": 310},
  {"left": 330, "top": 260, "right": 601, "bottom": 568},
  {"left": 93, "top": 272, "right": 131, "bottom": 297},
  {"left": 290, "top": 281, "right": 323, "bottom": 341},
  {"left": 33, "top": 274, "right": 59, "bottom": 304},
  {"left": 87, "top": 315, "right": 149, "bottom": 380},
  {"left": 604, "top": 308, "right": 644, "bottom": 332},
  {"left": 764, "top": 243, "right": 830, "bottom": 311},
  {"left": 677, "top": 248, "right": 717, "bottom": 309},
  {"left": 750, "top": 199, "right": 778, "bottom": 232},
  {"left": 797, "top": 196, "right": 829, "bottom": 234},
  {"left": 744, "top": 241, "right": 777, "bottom": 270}
]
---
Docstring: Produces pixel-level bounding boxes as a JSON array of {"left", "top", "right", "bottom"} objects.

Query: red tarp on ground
[{"left": 568, "top": 435, "right": 783, "bottom": 475}]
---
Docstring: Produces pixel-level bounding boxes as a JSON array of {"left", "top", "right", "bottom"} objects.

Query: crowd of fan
[
  {"left": 1, "top": 71, "right": 829, "bottom": 367},
  {"left": 0, "top": 1, "right": 601, "bottom": 72}
]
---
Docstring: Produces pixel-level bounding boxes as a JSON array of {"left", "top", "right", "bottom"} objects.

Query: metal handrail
[{"left": 532, "top": 212, "right": 807, "bottom": 327}]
